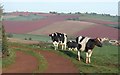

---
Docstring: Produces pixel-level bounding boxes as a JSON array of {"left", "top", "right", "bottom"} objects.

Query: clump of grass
[{"left": 2, "top": 49, "right": 16, "bottom": 68}]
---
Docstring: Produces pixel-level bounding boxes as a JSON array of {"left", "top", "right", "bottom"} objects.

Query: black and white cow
[
  {"left": 49, "top": 32, "right": 67, "bottom": 50},
  {"left": 76, "top": 36, "right": 102, "bottom": 64},
  {"left": 49, "top": 33, "right": 59, "bottom": 50},
  {"left": 67, "top": 40, "right": 78, "bottom": 51}
]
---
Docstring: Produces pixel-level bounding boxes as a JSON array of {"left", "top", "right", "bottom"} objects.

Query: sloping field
[
  {"left": 82, "top": 19, "right": 118, "bottom": 25},
  {"left": 75, "top": 24, "right": 119, "bottom": 40},
  {"left": 3, "top": 15, "right": 79, "bottom": 34},
  {"left": 8, "top": 12, "right": 32, "bottom": 16},
  {"left": 28, "top": 21, "right": 96, "bottom": 36},
  {"left": 3, "top": 15, "right": 18, "bottom": 19}
]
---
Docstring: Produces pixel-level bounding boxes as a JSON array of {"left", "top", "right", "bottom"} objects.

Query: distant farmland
[
  {"left": 3, "top": 14, "right": 79, "bottom": 34},
  {"left": 3, "top": 12, "right": 119, "bottom": 40},
  {"left": 28, "top": 21, "right": 96, "bottom": 36}
]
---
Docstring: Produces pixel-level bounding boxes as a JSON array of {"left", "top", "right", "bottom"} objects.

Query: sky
[{"left": 1, "top": 0, "right": 119, "bottom": 16}]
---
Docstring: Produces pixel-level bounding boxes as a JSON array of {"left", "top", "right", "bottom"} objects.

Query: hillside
[{"left": 3, "top": 12, "right": 119, "bottom": 40}]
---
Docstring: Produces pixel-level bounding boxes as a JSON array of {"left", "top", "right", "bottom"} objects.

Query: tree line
[{"left": 0, "top": 5, "right": 9, "bottom": 57}]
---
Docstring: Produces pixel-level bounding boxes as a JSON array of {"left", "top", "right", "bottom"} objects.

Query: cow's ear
[
  {"left": 49, "top": 34, "right": 52, "bottom": 36},
  {"left": 96, "top": 37, "right": 101, "bottom": 42}
]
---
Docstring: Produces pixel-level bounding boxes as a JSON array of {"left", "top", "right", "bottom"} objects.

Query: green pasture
[
  {"left": 3, "top": 14, "right": 46, "bottom": 21},
  {"left": 78, "top": 14, "right": 118, "bottom": 22},
  {"left": 7, "top": 33, "right": 51, "bottom": 42}
]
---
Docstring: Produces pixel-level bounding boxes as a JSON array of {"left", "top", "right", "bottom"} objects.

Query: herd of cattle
[{"left": 49, "top": 32, "right": 119, "bottom": 64}]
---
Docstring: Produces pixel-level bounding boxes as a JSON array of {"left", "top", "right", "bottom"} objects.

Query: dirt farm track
[{"left": 2, "top": 39, "right": 79, "bottom": 73}]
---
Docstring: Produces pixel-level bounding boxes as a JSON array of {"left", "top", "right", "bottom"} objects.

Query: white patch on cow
[
  {"left": 78, "top": 36, "right": 82, "bottom": 43},
  {"left": 78, "top": 37, "right": 90, "bottom": 51},
  {"left": 62, "top": 33, "right": 67, "bottom": 50},
  {"left": 51, "top": 33, "right": 54, "bottom": 36},
  {"left": 97, "top": 38, "right": 101, "bottom": 42}
]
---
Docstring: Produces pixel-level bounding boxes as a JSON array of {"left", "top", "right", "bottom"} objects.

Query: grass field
[
  {"left": 7, "top": 33, "right": 50, "bottom": 42},
  {"left": 78, "top": 14, "right": 118, "bottom": 22},
  {"left": 3, "top": 14, "right": 46, "bottom": 21}
]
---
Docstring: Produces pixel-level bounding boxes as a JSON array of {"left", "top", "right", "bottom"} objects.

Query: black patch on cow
[
  {"left": 85, "top": 39, "right": 95, "bottom": 52},
  {"left": 76, "top": 37, "right": 79, "bottom": 43},
  {"left": 77, "top": 44, "right": 82, "bottom": 51},
  {"left": 67, "top": 41, "right": 78, "bottom": 48},
  {"left": 49, "top": 33, "right": 59, "bottom": 42},
  {"left": 56, "top": 32, "right": 67, "bottom": 43}
]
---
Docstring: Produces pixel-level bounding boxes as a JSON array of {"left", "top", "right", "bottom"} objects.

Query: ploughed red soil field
[
  {"left": 75, "top": 24, "right": 119, "bottom": 40},
  {"left": 28, "top": 21, "right": 96, "bottom": 35},
  {"left": 3, "top": 14, "right": 79, "bottom": 34}
]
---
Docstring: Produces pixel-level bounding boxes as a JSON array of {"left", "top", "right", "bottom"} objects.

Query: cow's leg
[
  {"left": 77, "top": 50, "right": 81, "bottom": 61},
  {"left": 86, "top": 50, "right": 93, "bottom": 63},
  {"left": 64, "top": 44, "right": 67, "bottom": 50},
  {"left": 61, "top": 44, "right": 64, "bottom": 50},
  {"left": 53, "top": 42, "right": 58, "bottom": 50},
  {"left": 86, "top": 52, "right": 89, "bottom": 64},
  {"left": 88, "top": 50, "right": 93, "bottom": 63}
]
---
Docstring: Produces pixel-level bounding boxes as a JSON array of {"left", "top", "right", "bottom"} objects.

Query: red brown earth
[
  {"left": 75, "top": 24, "right": 119, "bottom": 40},
  {"left": 38, "top": 50, "right": 79, "bottom": 73},
  {"left": 3, "top": 51, "right": 38, "bottom": 73},
  {"left": 28, "top": 21, "right": 96, "bottom": 35}
]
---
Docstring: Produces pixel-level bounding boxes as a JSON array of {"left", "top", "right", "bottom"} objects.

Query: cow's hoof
[
  {"left": 77, "top": 59, "right": 80, "bottom": 61},
  {"left": 86, "top": 61, "right": 89, "bottom": 64}
]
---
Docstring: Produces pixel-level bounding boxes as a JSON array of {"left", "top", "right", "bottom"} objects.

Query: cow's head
[
  {"left": 95, "top": 37, "right": 102, "bottom": 47},
  {"left": 49, "top": 33, "right": 54, "bottom": 37}
]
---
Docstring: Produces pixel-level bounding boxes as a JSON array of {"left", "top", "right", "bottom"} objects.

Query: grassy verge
[
  {"left": 2, "top": 48, "right": 16, "bottom": 68},
  {"left": 7, "top": 33, "right": 50, "bottom": 42}
]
